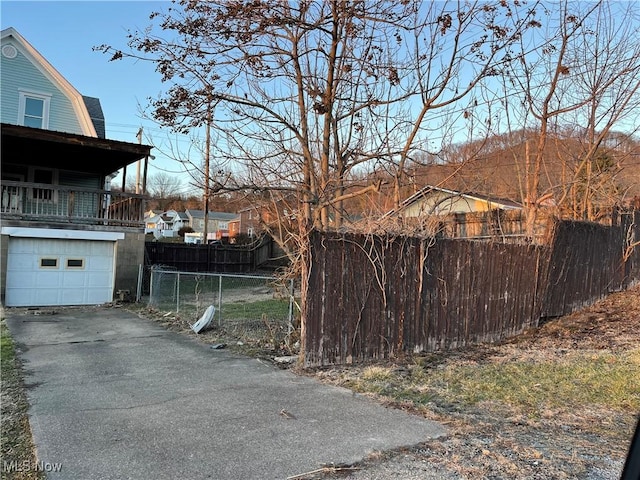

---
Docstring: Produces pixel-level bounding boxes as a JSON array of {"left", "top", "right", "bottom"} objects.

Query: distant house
[
  {"left": 144, "top": 211, "right": 163, "bottom": 234},
  {"left": 156, "top": 214, "right": 175, "bottom": 237},
  {"left": 234, "top": 205, "right": 261, "bottom": 238},
  {"left": 156, "top": 210, "right": 189, "bottom": 238},
  {"left": 145, "top": 210, "right": 190, "bottom": 238},
  {"left": 173, "top": 211, "right": 189, "bottom": 231},
  {"left": 388, "top": 185, "right": 523, "bottom": 219},
  {"left": 233, "top": 197, "right": 298, "bottom": 238},
  {"left": 185, "top": 209, "right": 239, "bottom": 242}
]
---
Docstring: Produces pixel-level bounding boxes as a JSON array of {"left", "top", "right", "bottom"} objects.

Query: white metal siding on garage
[{"left": 5, "top": 237, "right": 116, "bottom": 307}]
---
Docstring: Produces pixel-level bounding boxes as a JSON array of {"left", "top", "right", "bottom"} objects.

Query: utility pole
[
  {"left": 203, "top": 104, "right": 211, "bottom": 244},
  {"left": 136, "top": 127, "right": 143, "bottom": 194}
]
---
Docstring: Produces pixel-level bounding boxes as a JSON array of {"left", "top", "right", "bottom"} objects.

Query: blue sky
[
  {"left": 1, "top": 1, "right": 195, "bottom": 191},
  {"left": 3, "top": 2, "right": 639, "bottom": 193}
]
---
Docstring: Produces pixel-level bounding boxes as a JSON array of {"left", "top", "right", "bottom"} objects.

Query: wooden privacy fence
[
  {"left": 542, "top": 215, "right": 638, "bottom": 317},
  {"left": 145, "top": 237, "right": 274, "bottom": 273},
  {"left": 302, "top": 211, "right": 640, "bottom": 367}
]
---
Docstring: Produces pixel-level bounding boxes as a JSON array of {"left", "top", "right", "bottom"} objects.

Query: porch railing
[{"left": 0, "top": 180, "right": 146, "bottom": 227}]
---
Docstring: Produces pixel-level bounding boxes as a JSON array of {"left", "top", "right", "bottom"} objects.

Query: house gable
[
  {"left": 1, "top": 27, "right": 97, "bottom": 137},
  {"left": 390, "top": 185, "right": 523, "bottom": 218},
  {"left": 172, "top": 213, "right": 188, "bottom": 230}
]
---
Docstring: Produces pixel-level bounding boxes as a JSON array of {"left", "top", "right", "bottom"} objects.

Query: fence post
[
  {"left": 176, "top": 272, "right": 180, "bottom": 313},
  {"left": 218, "top": 274, "right": 223, "bottom": 327},
  {"left": 150, "top": 269, "right": 155, "bottom": 305},
  {"left": 136, "top": 264, "right": 143, "bottom": 302}
]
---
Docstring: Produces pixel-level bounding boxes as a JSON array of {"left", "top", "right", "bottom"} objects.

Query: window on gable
[
  {"left": 18, "top": 91, "right": 51, "bottom": 129},
  {"left": 24, "top": 97, "right": 45, "bottom": 127}
]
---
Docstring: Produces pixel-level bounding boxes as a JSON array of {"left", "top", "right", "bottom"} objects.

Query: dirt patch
[{"left": 298, "top": 283, "right": 640, "bottom": 479}]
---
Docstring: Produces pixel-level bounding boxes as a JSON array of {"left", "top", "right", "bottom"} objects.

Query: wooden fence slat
[
  {"left": 303, "top": 214, "right": 639, "bottom": 367},
  {"left": 144, "top": 237, "right": 274, "bottom": 273}
]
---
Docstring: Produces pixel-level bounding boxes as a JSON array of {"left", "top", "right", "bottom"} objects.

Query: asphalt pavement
[{"left": 4, "top": 306, "right": 445, "bottom": 480}]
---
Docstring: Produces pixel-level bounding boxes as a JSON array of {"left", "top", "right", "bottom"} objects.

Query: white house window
[{"left": 18, "top": 91, "right": 51, "bottom": 129}]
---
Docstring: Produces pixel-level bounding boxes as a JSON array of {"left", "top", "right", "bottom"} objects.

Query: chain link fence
[{"left": 147, "top": 267, "right": 299, "bottom": 349}]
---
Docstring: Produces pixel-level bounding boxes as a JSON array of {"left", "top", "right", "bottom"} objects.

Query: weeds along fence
[
  {"left": 148, "top": 269, "right": 297, "bottom": 346},
  {"left": 303, "top": 212, "right": 640, "bottom": 367}
]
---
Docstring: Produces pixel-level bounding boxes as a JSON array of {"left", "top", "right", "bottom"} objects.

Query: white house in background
[
  {"left": 155, "top": 210, "right": 189, "bottom": 238},
  {"left": 144, "top": 210, "right": 163, "bottom": 234},
  {"left": 172, "top": 211, "right": 189, "bottom": 232},
  {"left": 145, "top": 210, "right": 190, "bottom": 238}
]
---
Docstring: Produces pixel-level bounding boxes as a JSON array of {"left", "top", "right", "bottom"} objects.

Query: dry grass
[
  {"left": 128, "top": 304, "right": 300, "bottom": 358},
  {"left": 1, "top": 319, "right": 44, "bottom": 480},
  {"left": 305, "top": 283, "right": 640, "bottom": 479},
  {"left": 342, "top": 348, "right": 640, "bottom": 414}
]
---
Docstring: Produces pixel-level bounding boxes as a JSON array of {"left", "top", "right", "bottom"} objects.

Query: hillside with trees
[{"left": 357, "top": 129, "right": 640, "bottom": 222}]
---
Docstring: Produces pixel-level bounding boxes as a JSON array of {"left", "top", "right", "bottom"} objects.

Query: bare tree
[
  {"left": 557, "top": 2, "right": 640, "bottom": 220},
  {"left": 147, "top": 172, "right": 183, "bottom": 199},
  {"left": 502, "top": 1, "right": 640, "bottom": 235},
  {"left": 93, "top": 1, "right": 561, "bottom": 354},
  {"left": 97, "top": 1, "right": 541, "bottom": 230},
  {"left": 145, "top": 172, "right": 184, "bottom": 210},
  {"left": 383, "top": 1, "right": 540, "bottom": 209}
]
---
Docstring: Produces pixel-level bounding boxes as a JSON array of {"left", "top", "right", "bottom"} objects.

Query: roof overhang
[{"left": 1, "top": 123, "right": 152, "bottom": 176}]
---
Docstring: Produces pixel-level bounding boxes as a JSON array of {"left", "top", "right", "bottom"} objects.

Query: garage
[{"left": 3, "top": 228, "right": 123, "bottom": 307}]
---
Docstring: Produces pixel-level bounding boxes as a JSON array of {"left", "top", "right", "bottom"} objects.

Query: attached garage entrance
[{"left": 3, "top": 228, "right": 124, "bottom": 307}]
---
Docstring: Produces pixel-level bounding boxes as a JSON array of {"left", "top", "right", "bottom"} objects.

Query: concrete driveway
[{"left": 4, "top": 306, "right": 445, "bottom": 480}]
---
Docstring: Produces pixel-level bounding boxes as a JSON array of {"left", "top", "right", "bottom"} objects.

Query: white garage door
[{"left": 5, "top": 237, "right": 116, "bottom": 307}]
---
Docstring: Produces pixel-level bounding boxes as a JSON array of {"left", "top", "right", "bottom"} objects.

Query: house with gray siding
[
  {"left": 0, "top": 27, "right": 152, "bottom": 307},
  {"left": 185, "top": 209, "right": 239, "bottom": 242}
]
